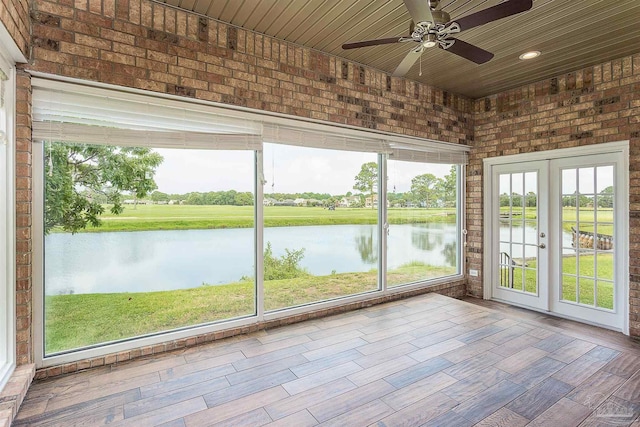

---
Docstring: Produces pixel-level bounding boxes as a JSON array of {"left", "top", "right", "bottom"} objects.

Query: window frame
[
  {"left": 0, "top": 42, "right": 17, "bottom": 391},
  {"left": 32, "top": 76, "right": 468, "bottom": 368}
]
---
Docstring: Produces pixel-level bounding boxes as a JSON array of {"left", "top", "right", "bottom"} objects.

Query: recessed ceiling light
[{"left": 519, "top": 51, "right": 541, "bottom": 60}]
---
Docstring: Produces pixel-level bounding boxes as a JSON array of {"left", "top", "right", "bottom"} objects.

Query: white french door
[
  {"left": 484, "top": 145, "right": 628, "bottom": 332},
  {"left": 490, "top": 161, "right": 549, "bottom": 311}
]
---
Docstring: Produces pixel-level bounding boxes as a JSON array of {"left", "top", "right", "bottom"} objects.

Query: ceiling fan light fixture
[
  {"left": 423, "top": 34, "right": 438, "bottom": 48},
  {"left": 519, "top": 50, "right": 541, "bottom": 60}
]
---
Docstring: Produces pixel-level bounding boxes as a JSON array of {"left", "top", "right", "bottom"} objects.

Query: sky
[
  {"left": 153, "top": 145, "right": 454, "bottom": 195},
  {"left": 498, "top": 165, "right": 614, "bottom": 196}
]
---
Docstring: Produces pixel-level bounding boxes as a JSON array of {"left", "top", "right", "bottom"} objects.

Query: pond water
[{"left": 44, "top": 223, "right": 572, "bottom": 295}]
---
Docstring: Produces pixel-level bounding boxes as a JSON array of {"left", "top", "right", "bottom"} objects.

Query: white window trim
[
  {"left": 32, "top": 75, "right": 468, "bottom": 368},
  {"left": 0, "top": 29, "right": 25, "bottom": 390}
]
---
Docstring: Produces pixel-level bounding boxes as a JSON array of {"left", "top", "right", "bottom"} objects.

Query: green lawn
[
  {"left": 49, "top": 205, "right": 457, "bottom": 233},
  {"left": 44, "top": 263, "right": 456, "bottom": 354},
  {"left": 500, "top": 207, "right": 614, "bottom": 235},
  {"left": 501, "top": 253, "right": 614, "bottom": 309}
]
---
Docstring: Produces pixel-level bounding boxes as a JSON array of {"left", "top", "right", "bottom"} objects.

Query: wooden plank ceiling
[{"left": 155, "top": 0, "right": 640, "bottom": 98}]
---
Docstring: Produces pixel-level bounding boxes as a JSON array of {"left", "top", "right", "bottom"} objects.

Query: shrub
[{"left": 263, "top": 242, "right": 309, "bottom": 280}]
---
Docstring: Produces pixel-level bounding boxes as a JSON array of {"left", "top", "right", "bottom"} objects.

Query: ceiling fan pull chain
[{"left": 419, "top": 54, "right": 423, "bottom": 76}]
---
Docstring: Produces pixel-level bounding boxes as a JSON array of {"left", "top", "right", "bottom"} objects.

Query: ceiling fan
[{"left": 342, "top": 0, "right": 533, "bottom": 77}]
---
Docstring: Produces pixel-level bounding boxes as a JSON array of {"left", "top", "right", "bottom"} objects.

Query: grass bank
[
  {"left": 49, "top": 205, "right": 457, "bottom": 233},
  {"left": 505, "top": 253, "right": 613, "bottom": 308},
  {"left": 44, "top": 263, "right": 455, "bottom": 353}
]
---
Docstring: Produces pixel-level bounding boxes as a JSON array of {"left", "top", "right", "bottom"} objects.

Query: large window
[
  {"left": 387, "top": 161, "right": 460, "bottom": 287},
  {"left": 32, "top": 79, "right": 467, "bottom": 365},
  {"left": 43, "top": 145, "right": 256, "bottom": 354},
  {"left": 263, "top": 143, "right": 380, "bottom": 311}
]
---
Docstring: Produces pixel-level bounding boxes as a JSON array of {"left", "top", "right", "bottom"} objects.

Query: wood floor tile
[
  {"left": 16, "top": 294, "right": 640, "bottom": 427},
  {"left": 347, "top": 355, "right": 418, "bottom": 387},
  {"left": 123, "top": 376, "right": 229, "bottom": 418},
  {"left": 144, "top": 363, "right": 235, "bottom": 398},
  {"left": 508, "top": 356, "right": 567, "bottom": 389},
  {"left": 484, "top": 324, "right": 532, "bottom": 345},
  {"left": 613, "top": 370, "right": 640, "bottom": 402},
  {"left": 264, "top": 378, "right": 355, "bottom": 421},
  {"left": 475, "top": 407, "right": 529, "bottom": 427},
  {"left": 441, "top": 367, "right": 511, "bottom": 403},
  {"left": 603, "top": 352, "right": 640, "bottom": 379},
  {"left": 283, "top": 361, "right": 362, "bottom": 395},
  {"left": 318, "top": 398, "right": 394, "bottom": 427},
  {"left": 114, "top": 396, "right": 207, "bottom": 427},
  {"left": 210, "top": 407, "right": 272, "bottom": 427},
  {"left": 302, "top": 337, "right": 368, "bottom": 361},
  {"left": 373, "top": 392, "right": 457, "bottom": 427},
  {"left": 552, "top": 355, "right": 609, "bottom": 386},
  {"left": 232, "top": 344, "right": 308, "bottom": 371},
  {"left": 308, "top": 379, "right": 395, "bottom": 423},
  {"left": 548, "top": 339, "right": 597, "bottom": 364},
  {"left": 354, "top": 342, "right": 419, "bottom": 369},
  {"left": 420, "top": 410, "right": 475, "bottom": 427},
  {"left": 533, "top": 333, "right": 576, "bottom": 353},
  {"left": 383, "top": 356, "right": 452, "bottom": 388},
  {"left": 381, "top": 371, "right": 456, "bottom": 411},
  {"left": 506, "top": 377, "right": 574, "bottom": 420},
  {"left": 441, "top": 351, "right": 503, "bottom": 381},
  {"left": 408, "top": 338, "right": 465, "bottom": 362},
  {"left": 302, "top": 329, "right": 363, "bottom": 352},
  {"left": 527, "top": 397, "right": 591, "bottom": 427},
  {"left": 441, "top": 339, "right": 496, "bottom": 364},
  {"left": 579, "top": 395, "right": 640, "bottom": 427},
  {"left": 490, "top": 334, "right": 542, "bottom": 357},
  {"left": 566, "top": 370, "right": 627, "bottom": 407},
  {"left": 263, "top": 410, "right": 318, "bottom": 427},
  {"left": 289, "top": 349, "right": 361, "bottom": 378},
  {"left": 203, "top": 370, "right": 296, "bottom": 407},
  {"left": 185, "top": 387, "right": 287, "bottom": 426},
  {"left": 160, "top": 351, "right": 244, "bottom": 380},
  {"left": 226, "top": 354, "right": 307, "bottom": 385},
  {"left": 498, "top": 346, "right": 549, "bottom": 374},
  {"left": 452, "top": 380, "right": 527, "bottom": 423}
]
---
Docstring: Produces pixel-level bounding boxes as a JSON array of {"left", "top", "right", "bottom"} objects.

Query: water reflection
[
  {"left": 411, "top": 228, "right": 442, "bottom": 251},
  {"left": 354, "top": 229, "right": 377, "bottom": 263},
  {"left": 442, "top": 242, "right": 457, "bottom": 267}
]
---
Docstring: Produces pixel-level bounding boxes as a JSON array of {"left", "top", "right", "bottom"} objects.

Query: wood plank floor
[{"left": 14, "top": 294, "right": 640, "bottom": 426}]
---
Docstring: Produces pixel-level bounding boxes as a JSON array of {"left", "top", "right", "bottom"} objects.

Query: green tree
[
  {"left": 598, "top": 186, "right": 613, "bottom": 208},
  {"left": 411, "top": 173, "right": 437, "bottom": 208},
  {"left": 45, "top": 142, "right": 163, "bottom": 233},
  {"left": 150, "top": 191, "right": 169, "bottom": 203},
  {"left": 353, "top": 162, "right": 378, "bottom": 209},
  {"left": 434, "top": 165, "right": 457, "bottom": 207}
]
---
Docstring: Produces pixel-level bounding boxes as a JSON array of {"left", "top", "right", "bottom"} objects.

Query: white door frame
[{"left": 483, "top": 141, "right": 629, "bottom": 334}]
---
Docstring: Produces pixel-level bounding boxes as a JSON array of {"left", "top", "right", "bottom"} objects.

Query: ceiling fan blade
[
  {"left": 404, "top": 0, "right": 434, "bottom": 25},
  {"left": 453, "top": 0, "right": 532, "bottom": 32},
  {"left": 342, "top": 37, "right": 403, "bottom": 50},
  {"left": 392, "top": 48, "right": 423, "bottom": 77},
  {"left": 443, "top": 39, "right": 494, "bottom": 64}
]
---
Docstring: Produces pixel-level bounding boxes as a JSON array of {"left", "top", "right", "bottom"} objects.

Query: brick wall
[
  {"left": 468, "top": 54, "right": 640, "bottom": 336},
  {"left": 15, "top": 0, "right": 473, "bottom": 368},
  {"left": 0, "top": 0, "right": 29, "bottom": 57},
  {"left": 15, "top": 70, "right": 32, "bottom": 366}
]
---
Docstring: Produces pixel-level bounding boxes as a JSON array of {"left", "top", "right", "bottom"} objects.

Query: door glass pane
[
  {"left": 562, "top": 169, "right": 576, "bottom": 194},
  {"left": 560, "top": 165, "right": 615, "bottom": 310},
  {"left": 497, "top": 172, "right": 537, "bottom": 294},
  {"left": 387, "top": 162, "right": 459, "bottom": 287},
  {"left": 263, "top": 143, "right": 379, "bottom": 310},
  {"left": 44, "top": 144, "right": 256, "bottom": 355}
]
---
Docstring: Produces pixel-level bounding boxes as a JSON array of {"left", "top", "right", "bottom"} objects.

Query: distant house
[
  {"left": 365, "top": 194, "right": 389, "bottom": 208},
  {"left": 293, "top": 198, "right": 306, "bottom": 206},
  {"left": 263, "top": 198, "right": 276, "bottom": 206},
  {"left": 339, "top": 196, "right": 360, "bottom": 207}
]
